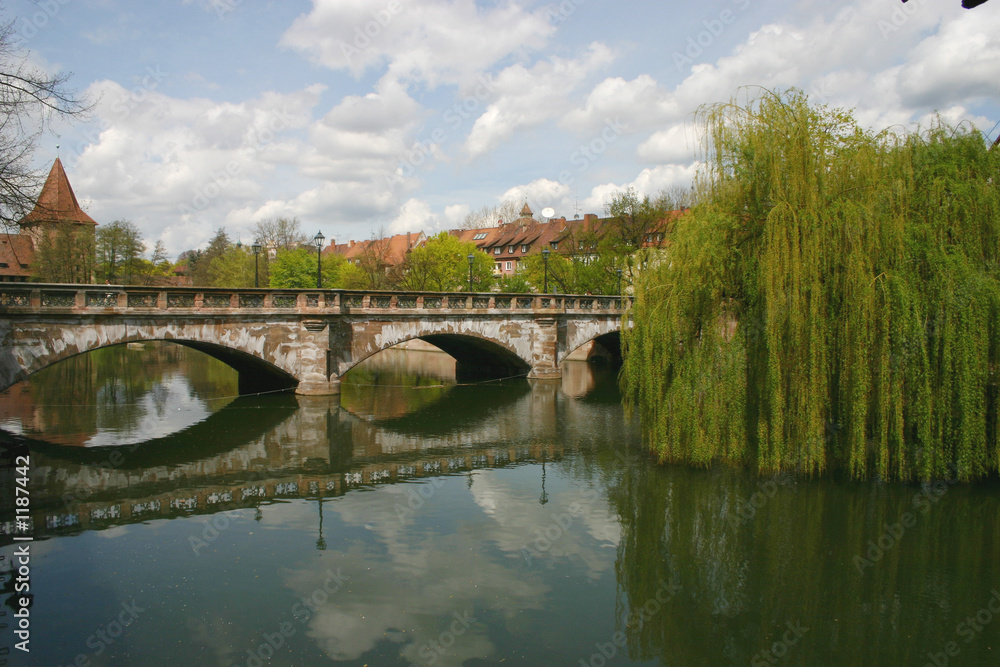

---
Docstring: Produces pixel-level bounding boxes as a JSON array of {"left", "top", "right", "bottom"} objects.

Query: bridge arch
[
  {"left": 0, "top": 320, "right": 307, "bottom": 395},
  {"left": 337, "top": 322, "right": 534, "bottom": 382}
]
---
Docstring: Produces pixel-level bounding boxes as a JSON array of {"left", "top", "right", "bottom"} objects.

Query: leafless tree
[
  {"left": 460, "top": 200, "right": 523, "bottom": 229},
  {"left": 0, "top": 19, "right": 90, "bottom": 230}
]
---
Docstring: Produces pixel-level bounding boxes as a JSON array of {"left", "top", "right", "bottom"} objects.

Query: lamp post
[
  {"left": 313, "top": 231, "right": 325, "bottom": 288},
  {"left": 467, "top": 253, "right": 475, "bottom": 292},
  {"left": 541, "top": 247, "right": 550, "bottom": 293},
  {"left": 616, "top": 268, "right": 623, "bottom": 296},
  {"left": 252, "top": 240, "right": 262, "bottom": 288}
]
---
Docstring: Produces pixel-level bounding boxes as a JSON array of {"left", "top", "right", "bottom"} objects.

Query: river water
[{"left": 1, "top": 342, "right": 998, "bottom": 666}]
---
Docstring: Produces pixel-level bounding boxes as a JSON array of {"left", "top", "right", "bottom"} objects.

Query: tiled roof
[
  {"left": 326, "top": 231, "right": 426, "bottom": 266},
  {"left": 21, "top": 158, "right": 97, "bottom": 227},
  {"left": 0, "top": 234, "right": 35, "bottom": 278}
]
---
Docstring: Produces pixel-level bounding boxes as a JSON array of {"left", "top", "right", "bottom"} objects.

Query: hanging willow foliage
[{"left": 622, "top": 88, "right": 1000, "bottom": 481}]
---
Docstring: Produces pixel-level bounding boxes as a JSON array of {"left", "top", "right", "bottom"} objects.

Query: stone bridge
[{"left": 0, "top": 285, "right": 627, "bottom": 395}]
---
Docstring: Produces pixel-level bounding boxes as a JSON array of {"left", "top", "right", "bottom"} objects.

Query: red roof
[
  {"left": 0, "top": 234, "right": 35, "bottom": 278},
  {"left": 21, "top": 158, "right": 97, "bottom": 227}
]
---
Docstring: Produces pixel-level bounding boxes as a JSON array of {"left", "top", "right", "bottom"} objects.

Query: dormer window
[
  {"left": 521, "top": 244, "right": 529, "bottom": 253},
  {"left": 508, "top": 245, "right": 516, "bottom": 254},
  {"left": 494, "top": 247, "right": 501, "bottom": 255},
  {"left": 550, "top": 241, "right": 558, "bottom": 250}
]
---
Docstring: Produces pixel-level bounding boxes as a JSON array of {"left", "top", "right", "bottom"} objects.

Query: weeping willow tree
[{"left": 622, "top": 88, "right": 1000, "bottom": 481}]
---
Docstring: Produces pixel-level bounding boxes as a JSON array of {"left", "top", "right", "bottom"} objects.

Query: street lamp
[
  {"left": 467, "top": 253, "right": 475, "bottom": 292},
  {"left": 541, "top": 247, "right": 550, "bottom": 293},
  {"left": 252, "top": 240, "right": 262, "bottom": 288},
  {"left": 313, "top": 231, "right": 325, "bottom": 288},
  {"left": 616, "top": 268, "right": 623, "bottom": 296}
]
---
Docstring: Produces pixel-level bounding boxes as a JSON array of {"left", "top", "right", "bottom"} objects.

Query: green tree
[
  {"left": 269, "top": 246, "right": 344, "bottom": 288},
  {"left": 187, "top": 228, "right": 230, "bottom": 286},
  {"left": 31, "top": 225, "right": 95, "bottom": 283},
  {"left": 209, "top": 245, "right": 255, "bottom": 288},
  {"left": 398, "top": 232, "right": 492, "bottom": 291},
  {"left": 96, "top": 219, "right": 144, "bottom": 284},
  {"left": 622, "top": 88, "right": 1000, "bottom": 481}
]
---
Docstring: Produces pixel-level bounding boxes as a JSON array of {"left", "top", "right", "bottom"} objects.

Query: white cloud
[
  {"left": 390, "top": 197, "right": 438, "bottom": 234},
  {"left": 585, "top": 163, "right": 701, "bottom": 213},
  {"left": 463, "top": 43, "right": 615, "bottom": 157},
  {"left": 501, "top": 178, "right": 572, "bottom": 216},
  {"left": 281, "top": 0, "right": 555, "bottom": 87}
]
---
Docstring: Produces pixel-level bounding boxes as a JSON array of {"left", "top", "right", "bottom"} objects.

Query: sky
[{"left": 6, "top": 0, "right": 1000, "bottom": 258}]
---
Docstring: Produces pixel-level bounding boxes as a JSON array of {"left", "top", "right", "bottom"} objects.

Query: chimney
[
  {"left": 584, "top": 213, "right": 597, "bottom": 223},
  {"left": 349, "top": 240, "right": 355, "bottom": 248},
  {"left": 406, "top": 231, "right": 411, "bottom": 249}
]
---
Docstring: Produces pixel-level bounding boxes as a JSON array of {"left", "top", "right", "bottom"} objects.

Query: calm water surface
[{"left": 1, "top": 343, "right": 998, "bottom": 666}]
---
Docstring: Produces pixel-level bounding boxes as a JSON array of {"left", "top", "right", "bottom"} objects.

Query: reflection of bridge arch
[{"left": 0, "top": 285, "right": 626, "bottom": 395}]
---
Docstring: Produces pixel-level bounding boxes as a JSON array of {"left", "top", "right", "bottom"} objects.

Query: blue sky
[{"left": 7, "top": 0, "right": 1000, "bottom": 257}]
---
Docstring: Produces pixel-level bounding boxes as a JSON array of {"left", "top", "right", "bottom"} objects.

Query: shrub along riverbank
[{"left": 622, "top": 89, "right": 1000, "bottom": 481}]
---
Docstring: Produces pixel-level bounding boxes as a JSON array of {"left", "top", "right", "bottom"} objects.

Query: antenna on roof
[{"left": 574, "top": 195, "right": 580, "bottom": 220}]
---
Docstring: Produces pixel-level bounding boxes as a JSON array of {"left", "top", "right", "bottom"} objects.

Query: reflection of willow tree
[{"left": 605, "top": 457, "right": 1000, "bottom": 664}]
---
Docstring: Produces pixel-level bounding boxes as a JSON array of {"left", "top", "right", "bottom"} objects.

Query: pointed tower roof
[
  {"left": 21, "top": 158, "right": 96, "bottom": 227},
  {"left": 520, "top": 203, "right": 532, "bottom": 217}
]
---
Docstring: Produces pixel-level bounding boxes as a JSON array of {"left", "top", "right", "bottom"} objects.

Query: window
[
  {"left": 508, "top": 245, "right": 516, "bottom": 254},
  {"left": 0, "top": 262, "right": 7, "bottom": 268},
  {"left": 578, "top": 241, "right": 584, "bottom": 250},
  {"left": 495, "top": 263, "right": 502, "bottom": 272},
  {"left": 550, "top": 241, "right": 558, "bottom": 250},
  {"left": 521, "top": 244, "right": 529, "bottom": 253},
  {"left": 473, "top": 232, "right": 487, "bottom": 240},
  {"left": 19, "top": 264, "right": 28, "bottom": 269},
  {"left": 494, "top": 247, "right": 501, "bottom": 255},
  {"left": 505, "top": 261, "right": 512, "bottom": 271}
]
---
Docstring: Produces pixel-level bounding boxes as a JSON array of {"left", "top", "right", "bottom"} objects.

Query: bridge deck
[{"left": 0, "top": 284, "right": 629, "bottom": 315}]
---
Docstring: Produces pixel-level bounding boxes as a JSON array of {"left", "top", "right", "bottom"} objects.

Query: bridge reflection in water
[
  {"left": 2, "top": 342, "right": 994, "bottom": 667},
  {"left": 0, "top": 346, "right": 621, "bottom": 543}
]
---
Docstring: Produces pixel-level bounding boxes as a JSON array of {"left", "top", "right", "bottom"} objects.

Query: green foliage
[
  {"left": 31, "top": 225, "right": 95, "bottom": 283},
  {"left": 622, "top": 88, "right": 1000, "bottom": 481},
  {"left": 96, "top": 219, "right": 145, "bottom": 284},
  {"left": 268, "top": 247, "right": 344, "bottom": 288},
  {"left": 209, "top": 245, "right": 256, "bottom": 288},
  {"left": 186, "top": 228, "right": 230, "bottom": 286},
  {"left": 399, "top": 232, "right": 493, "bottom": 291}
]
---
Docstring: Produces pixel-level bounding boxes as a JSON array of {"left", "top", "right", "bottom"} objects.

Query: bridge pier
[
  {"left": 296, "top": 375, "right": 340, "bottom": 396},
  {"left": 527, "top": 317, "right": 561, "bottom": 380}
]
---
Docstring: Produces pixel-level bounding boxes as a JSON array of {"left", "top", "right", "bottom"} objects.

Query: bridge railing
[{"left": 0, "top": 284, "right": 631, "bottom": 314}]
